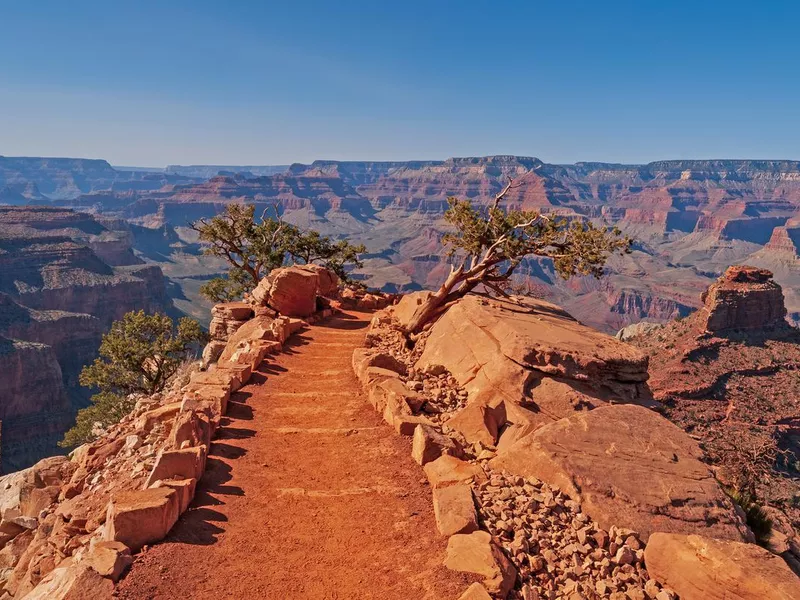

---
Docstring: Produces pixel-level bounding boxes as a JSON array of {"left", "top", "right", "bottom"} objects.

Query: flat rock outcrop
[
  {"left": 698, "top": 265, "right": 787, "bottom": 332},
  {"left": 644, "top": 533, "right": 800, "bottom": 600},
  {"left": 490, "top": 404, "right": 751, "bottom": 542},
  {"left": 411, "top": 295, "right": 652, "bottom": 435}
]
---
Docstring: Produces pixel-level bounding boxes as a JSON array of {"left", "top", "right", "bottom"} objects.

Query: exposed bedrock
[
  {"left": 698, "top": 265, "right": 787, "bottom": 332},
  {"left": 409, "top": 294, "right": 652, "bottom": 432}
]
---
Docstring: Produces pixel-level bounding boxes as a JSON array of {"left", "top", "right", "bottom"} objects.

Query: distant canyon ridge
[
  {"left": 1, "top": 154, "right": 798, "bottom": 468},
  {"left": 2, "top": 154, "right": 796, "bottom": 330}
]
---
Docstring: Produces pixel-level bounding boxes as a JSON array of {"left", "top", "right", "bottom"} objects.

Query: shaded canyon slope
[
  {"left": 0, "top": 206, "right": 173, "bottom": 471},
  {"left": 31, "top": 155, "right": 798, "bottom": 333}
]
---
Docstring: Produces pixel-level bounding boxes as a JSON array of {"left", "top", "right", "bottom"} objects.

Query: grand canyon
[{"left": 0, "top": 155, "right": 798, "bottom": 599}]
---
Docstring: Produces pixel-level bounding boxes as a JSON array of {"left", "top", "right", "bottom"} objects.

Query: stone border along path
[{"left": 115, "top": 309, "right": 473, "bottom": 599}]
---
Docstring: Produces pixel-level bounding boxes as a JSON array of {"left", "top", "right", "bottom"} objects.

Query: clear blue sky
[{"left": 1, "top": 0, "right": 799, "bottom": 166}]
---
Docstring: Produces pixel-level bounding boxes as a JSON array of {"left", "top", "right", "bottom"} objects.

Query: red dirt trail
[{"left": 115, "top": 310, "right": 472, "bottom": 600}]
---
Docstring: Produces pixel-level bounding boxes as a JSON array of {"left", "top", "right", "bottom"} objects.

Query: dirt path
[{"left": 116, "top": 310, "right": 471, "bottom": 600}]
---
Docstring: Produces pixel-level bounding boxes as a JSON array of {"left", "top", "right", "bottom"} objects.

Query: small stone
[{"left": 614, "top": 547, "right": 635, "bottom": 566}]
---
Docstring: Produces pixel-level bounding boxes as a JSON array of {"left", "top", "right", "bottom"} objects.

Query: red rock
[
  {"left": 21, "top": 561, "right": 114, "bottom": 600},
  {"left": 423, "top": 455, "right": 486, "bottom": 489},
  {"left": 134, "top": 402, "right": 181, "bottom": 434},
  {"left": 210, "top": 302, "right": 254, "bottom": 321},
  {"left": 432, "top": 483, "right": 478, "bottom": 536},
  {"left": 145, "top": 446, "right": 206, "bottom": 487},
  {"left": 252, "top": 266, "right": 319, "bottom": 317},
  {"left": 104, "top": 487, "right": 180, "bottom": 552},
  {"left": 297, "top": 264, "right": 339, "bottom": 297},
  {"left": 458, "top": 583, "right": 493, "bottom": 600},
  {"left": 81, "top": 540, "right": 132, "bottom": 581},
  {"left": 152, "top": 478, "right": 197, "bottom": 513},
  {"left": 446, "top": 403, "right": 499, "bottom": 447},
  {"left": 491, "top": 404, "right": 751, "bottom": 542},
  {"left": 415, "top": 295, "right": 652, "bottom": 425},
  {"left": 411, "top": 424, "right": 462, "bottom": 466},
  {"left": 698, "top": 265, "right": 787, "bottom": 332},
  {"left": 644, "top": 533, "right": 800, "bottom": 600},
  {"left": 444, "top": 530, "right": 516, "bottom": 597},
  {"left": 168, "top": 410, "right": 212, "bottom": 450},
  {"left": 217, "top": 315, "right": 277, "bottom": 363}
]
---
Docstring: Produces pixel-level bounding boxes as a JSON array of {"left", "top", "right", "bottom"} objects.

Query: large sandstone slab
[
  {"left": 491, "top": 404, "right": 751, "bottom": 541},
  {"left": 415, "top": 296, "right": 651, "bottom": 420},
  {"left": 432, "top": 483, "right": 478, "bottom": 536},
  {"left": 103, "top": 487, "right": 180, "bottom": 552},
  {"left": 645, "top": 533, "right": 800, "bottom": 600}
]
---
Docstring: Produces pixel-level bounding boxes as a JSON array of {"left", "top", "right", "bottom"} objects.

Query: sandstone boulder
[
  {"left": 423, "top": 455, "right": 486, "bottom": 490},
  {"left": 432, "top": 483, "right": 478, "bottom": 536},
  {"left": 491, "top": 404, "right": 751, "bottom": 541},
  {"left": 644, "top": 533, "right": 800, "bottom": 600},
  {"left": 81, "top": 540, "right": 132, "bottom": 582},
  {"left": 217, "top": 315, "right": 276, "bottom": 363},
  {"left": 615, "top": 321, "right": 664, "bottom": 341},
  {"left": 20, "top": 561, "right": 114, "bottom": 600},
  {"left": 252, "top": 266, "right": 319, "bottom": 317},
  {"left": 446, "top": 403, "right": 500, "bottom": 447},
  {"left": 444, "top": 530, "right": 516, "bottom": 597},
  {"left": 297, "top": 264, "right": 339, "bottom": 297},
  {"left": 145, "top": 446, "right": 206, "bottom": 487},
  {"left": 104, "top": 487, "right": 180, "bottom": 552},
  {"left": 411, "top": 424, "right": 462, "bottom": 466},
  {"left": 458, "top": 583, "right": 493, "bottom": 600},
  {"left": 415, "top": 296, "right": 651, "bottom": 422},
  {"left": 698, "top": 265, "right": 788, "bottom": 332}
]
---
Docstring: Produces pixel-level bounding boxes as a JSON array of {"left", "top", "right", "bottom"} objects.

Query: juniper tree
[
  {"left": 192, "top": 204, "right": 365, "bottom": 301},
  {"left": 403, "top": 181, "right": 631, "bottom": 334},
  {"left": 60, "top": 310, "right": 206, "bottom": 446}
]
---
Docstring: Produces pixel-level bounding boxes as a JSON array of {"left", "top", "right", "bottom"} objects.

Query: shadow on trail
[
  {"left": 319, "top": 313, "right": 370, "bottom": 331},
  {"left": 163, "top": 386, "right": 257, "bottom": 546}
]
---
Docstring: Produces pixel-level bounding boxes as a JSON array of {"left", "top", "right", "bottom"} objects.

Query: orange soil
[{"left": 115, "top": 310, "right": 472, "bottom": 600}]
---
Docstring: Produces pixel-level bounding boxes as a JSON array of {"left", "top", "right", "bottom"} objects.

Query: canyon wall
[
  {"left": 7, "top": 156, "right": 800, "bottom": 331},
  {"left": 0, "top": 206, "right": 173, "bottom": 471}
]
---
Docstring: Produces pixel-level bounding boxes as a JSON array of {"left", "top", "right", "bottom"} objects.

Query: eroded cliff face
[
  {"left": 0, "top": 206, "right": 173, "bottom": 470},
  {"left": 0, "top": 336, "right": 73, "bottom": 472}
]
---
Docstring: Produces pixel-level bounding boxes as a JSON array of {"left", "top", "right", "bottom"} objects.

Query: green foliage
[
  {"left": 442, "top": 196, "right": 631, "bottom": 281},
  {"left": 193, "top": 204, "right": 365, "bottom": 300},
  {"left": 728, "top": 488, "right": 773, "bottom": 542},
  {"left": 286, "top": 229, "right": 366, "bottom": 281},
  {"left": 60, "top": 392, "right": 136, "bottom": 449},
  {"left": 60, "top": 311, "right": 206, "bottom": 447},
  {"left": 199, "top": 269, "right": 250, "bottom": 303},
  {"left": 402, "top": 183, "right": 631, "bottom": 334}
]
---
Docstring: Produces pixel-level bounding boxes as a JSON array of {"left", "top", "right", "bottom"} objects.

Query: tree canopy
[
  {"left": 403, "top": 180, "right": 631, "bottom": 334},
  {"left": 192, "top": 204, "right": 365, "bottom": 302},
  {"left": 60, "top": 311, "right": 206, "bottom": 447}
]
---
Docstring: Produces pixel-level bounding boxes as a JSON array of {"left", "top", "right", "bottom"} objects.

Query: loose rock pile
[{"left": 475, "top": 468, "right": 674, "bottom": 600}]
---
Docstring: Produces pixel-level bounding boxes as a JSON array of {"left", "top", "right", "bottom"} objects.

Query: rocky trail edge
[{"left": 115, "top": 309, "right": 471, "bottom": 600}]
